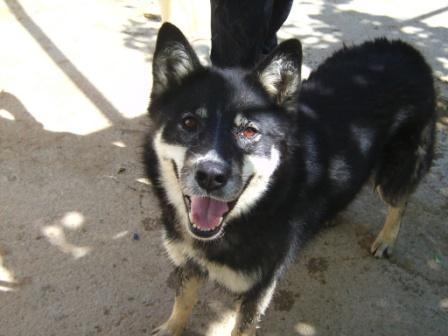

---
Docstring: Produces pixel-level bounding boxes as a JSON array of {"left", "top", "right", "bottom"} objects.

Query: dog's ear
[
  {"left": 151, "top": 23, "right": 202, "bottom": 97},
  {"left": 254, "top": 39, "right": 302, "bottom": 111}
]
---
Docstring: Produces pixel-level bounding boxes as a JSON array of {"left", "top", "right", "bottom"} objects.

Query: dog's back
[
  {"left": 301, "top": 39, "right": 435, "bottom": 134},
  {"left": 295, "top": 39, "right": 436, "bottom": 254}
]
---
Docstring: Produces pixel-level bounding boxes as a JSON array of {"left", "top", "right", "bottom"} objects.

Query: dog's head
[{"left": 149, "top": 23, "right": 302, "bottom": 241}]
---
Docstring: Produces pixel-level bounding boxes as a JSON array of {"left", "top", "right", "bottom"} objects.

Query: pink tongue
[{"left": 191, "top": 196, "right": 229, "bottom": 230}]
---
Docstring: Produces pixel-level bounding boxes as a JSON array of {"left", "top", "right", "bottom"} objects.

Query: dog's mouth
[{"left": 184, "top": 195, "right": 236, "bottom": 239}]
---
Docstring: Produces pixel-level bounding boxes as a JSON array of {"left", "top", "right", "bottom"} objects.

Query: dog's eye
[
  {"left": 242, "top": 127, "right": 258, "bottom": 139},
  {"left": 182, "top": 116, "right": 198, "bottom": 130}
]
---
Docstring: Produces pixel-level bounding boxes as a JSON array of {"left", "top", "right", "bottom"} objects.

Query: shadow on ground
[{"left": 281, "top": 1, "right": 448, "bottom": 83}]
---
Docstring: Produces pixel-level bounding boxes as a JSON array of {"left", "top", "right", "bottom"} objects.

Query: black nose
[{"left": 195, "top": 161, "right": 230, "bottom": 191}]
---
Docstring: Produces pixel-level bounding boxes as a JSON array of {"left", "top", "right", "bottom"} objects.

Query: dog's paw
[
  {"left": 370, "top": 233, "right": 394, "bottom": 258},
  {"left": 151, "top": 322, "right": 183, "bottom": 336}
]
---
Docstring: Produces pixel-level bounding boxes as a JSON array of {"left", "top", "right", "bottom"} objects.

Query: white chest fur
[{"left": 163, "top": 238, "right": 260, "bottom": 293}]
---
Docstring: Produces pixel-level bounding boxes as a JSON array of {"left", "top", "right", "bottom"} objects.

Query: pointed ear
[
  {"left": 151, "top": 23, "right": 202, "bottom": 97},
  {"left": 255, "top": 39, "right": 302, "bottom": 110}
]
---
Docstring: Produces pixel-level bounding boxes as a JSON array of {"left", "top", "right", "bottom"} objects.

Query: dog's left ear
[
  {"left": 254, "top": 39, "right": 302, "bottom": 110},
  {"left": 151, "top": 23, "right": 202, "bottom": 97}
]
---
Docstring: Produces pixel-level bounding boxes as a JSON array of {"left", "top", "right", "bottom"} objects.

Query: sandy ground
[{"left": 0, "top": 1, "right": 447, "bottom": 335}]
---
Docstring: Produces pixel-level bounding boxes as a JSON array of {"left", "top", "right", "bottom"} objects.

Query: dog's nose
[{"left": 195, "top": 161, "right": 230, "bottom": 191}]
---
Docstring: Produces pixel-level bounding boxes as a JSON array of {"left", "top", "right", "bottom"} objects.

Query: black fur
[{"left": 144, "top": 23, "right": 436, "bottom": 334}]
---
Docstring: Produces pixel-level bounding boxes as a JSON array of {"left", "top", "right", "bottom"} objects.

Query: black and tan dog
[{"left": 144, "top": 23, "right": 436, "bottom": 335}]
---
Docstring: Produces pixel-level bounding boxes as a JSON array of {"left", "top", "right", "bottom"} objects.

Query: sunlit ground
[
  {"left": 0, "top": 253, "right": 17, "bottom": 292},
  {"left": 41, "top": 211, "right": 91, "bottom": 259},
  {"left": 295, "top": 322, "right": 317, "bottom": 336},
  {"left": 1, "top": 0, "right": 447, "bottom": 137}
]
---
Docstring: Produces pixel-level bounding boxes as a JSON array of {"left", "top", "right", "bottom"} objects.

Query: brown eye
[
  {"left": 182, "top": 116, "right": 198, "bottom": 130},
  {"left": 242, "top": 127, "right": 258, "bottom": 139}
]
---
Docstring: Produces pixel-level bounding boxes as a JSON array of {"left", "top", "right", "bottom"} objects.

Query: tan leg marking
[
  {"left": 152, "top": 276, "right": 203, "bottom": 336},
  {"left": 371, "top": 202, "right": 407, "bottom": 258}
]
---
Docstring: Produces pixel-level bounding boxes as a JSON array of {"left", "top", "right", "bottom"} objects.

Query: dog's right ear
[{"left": 151, "top": 23, "right": 202, "bottom": 97}]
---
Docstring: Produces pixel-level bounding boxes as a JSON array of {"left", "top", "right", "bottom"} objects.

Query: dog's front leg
[
  {"left": 152, "top": 264, "right": 206, "bottom": 336},
  {"left": 231, "top": 280, "right": 277, "bottom": 336}
]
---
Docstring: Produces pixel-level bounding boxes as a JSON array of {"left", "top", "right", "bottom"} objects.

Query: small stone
[{"left": 440, "top": 187, "right": 448, "bottom": 197}]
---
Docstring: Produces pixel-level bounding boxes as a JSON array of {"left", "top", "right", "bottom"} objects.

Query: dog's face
[{"left": 149, "top": 23, "right": 302, "bottom": 241}]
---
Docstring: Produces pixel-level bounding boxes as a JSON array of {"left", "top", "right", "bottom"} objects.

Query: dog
[{"left": 144, "top": 23, "right": 436, "bottom": 336}]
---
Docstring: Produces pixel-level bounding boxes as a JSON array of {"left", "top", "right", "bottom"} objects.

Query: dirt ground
[{"left": 1, "top": 1, "right": 447, "bottom": 335}]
